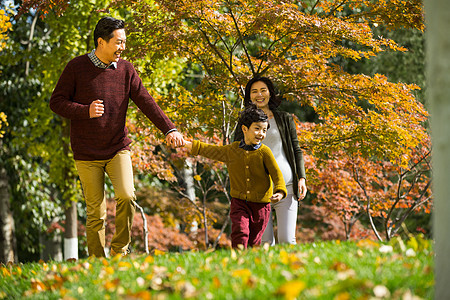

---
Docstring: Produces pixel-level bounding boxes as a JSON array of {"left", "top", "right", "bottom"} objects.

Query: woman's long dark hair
[{"left": 243, "top": 77, "right": 281, "bottom": 110}]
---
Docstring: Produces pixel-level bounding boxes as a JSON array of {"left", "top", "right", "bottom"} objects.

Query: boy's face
[{"left": 242, "top": 121, "right": 268, "bottom": 145}]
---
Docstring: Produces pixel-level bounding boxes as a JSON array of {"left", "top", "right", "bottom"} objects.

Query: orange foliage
[
  {"left": 18, "top": 0, "right": 430, "bottom": 242},
  {"left": 302, "top": 119, "right": 431, "bottom": 240},
  {"left": 105, "top": 198, "right": 194, "bottom": 252}
]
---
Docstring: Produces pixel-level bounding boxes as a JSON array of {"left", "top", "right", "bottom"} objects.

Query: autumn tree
[
  {"left": 2, "top": 0, "right": 124, "bottom": 260},
  {"left": 117, "top": 0, "right": 429, "bottom": 240},
  {"left": 306, "top": 129, "right": 431, "bottom": 241},
  {"left": 13, "top": 0, "right": 430, "bottom": 248},
  {"left": 10, "top": 0, "right": 228, "bottom": 256},
  {"left": 0, "top": 6, "right": 16, "bottom": 264}
]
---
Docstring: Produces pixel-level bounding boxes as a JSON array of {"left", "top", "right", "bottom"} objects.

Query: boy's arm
[
  {"left": 184, "top": 140, "right": 230, "bottom": 163},
  {"left": 184, "top": 140, "right": 193, "bottom": 151}
]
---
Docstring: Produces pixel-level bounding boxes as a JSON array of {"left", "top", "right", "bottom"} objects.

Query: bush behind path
[{"left": 0, "top": 239, "right": 433, "bottom": 299}]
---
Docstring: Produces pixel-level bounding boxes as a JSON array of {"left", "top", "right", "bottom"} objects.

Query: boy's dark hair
[
  {"left": 94, "top": 17, "right": 125, "bottom": 48},
  {"left": 238, "top": 104, "right": 269, "bottom": 129},
  {"left": 244, "top": 77, "right": 281, "bottom": 110}
]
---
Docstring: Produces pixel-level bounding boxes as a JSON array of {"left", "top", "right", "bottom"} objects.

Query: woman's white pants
[{"left": 261, "top": 192, "right": 298, "bottom": 245}]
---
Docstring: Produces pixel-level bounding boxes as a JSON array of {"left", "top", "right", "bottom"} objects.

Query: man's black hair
[
  {"left": 94, "top": 17, "right": 125, "bottom": 48},
  {"left": 238, "top": 104, "right": 269, "bottom": 129}
]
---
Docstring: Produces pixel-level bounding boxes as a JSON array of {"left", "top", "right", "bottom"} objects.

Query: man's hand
[
  {"left": 89, "top": 100, "right": 104, "bottom": 118},
  {"left": 166, "top": 131, "right": 185, "bottom": 148},
  {"left": 270, "top": 192, "right": 284, "bottom": 203}
]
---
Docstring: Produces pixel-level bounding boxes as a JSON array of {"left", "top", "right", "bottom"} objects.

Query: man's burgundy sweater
[{"left": 50, "top": 54, "right": 175, "bottom": 161}]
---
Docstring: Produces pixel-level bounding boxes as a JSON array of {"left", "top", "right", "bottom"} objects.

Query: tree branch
[
  {"left": 228, "top": 5, "right": 255, "bottom": 76},
  {"left": 352, "top": 163, "right": 383, "bottom": 241}
]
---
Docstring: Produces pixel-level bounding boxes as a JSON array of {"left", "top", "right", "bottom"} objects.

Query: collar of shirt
[
  {"left": 88, "top": 49, "right": 117, "bottom": 69},
  {"left": 239, "top": 140, "right": 262, "bottom": 151}
]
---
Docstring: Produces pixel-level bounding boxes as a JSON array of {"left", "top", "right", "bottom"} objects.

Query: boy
[{"left": 184, "top": 105, "right": 287, "bottom": 248}]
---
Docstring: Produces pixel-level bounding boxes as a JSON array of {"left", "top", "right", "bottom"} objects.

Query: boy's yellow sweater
[{"left": 191, "top": 140, "right": 287, "bottom": 203}]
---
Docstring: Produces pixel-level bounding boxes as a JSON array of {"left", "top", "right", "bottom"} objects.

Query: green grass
[{"left": 0, "top": 239, "right": 433, "bottom": 299}]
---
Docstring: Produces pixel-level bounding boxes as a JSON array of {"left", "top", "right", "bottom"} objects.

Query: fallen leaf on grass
[
  {"left": 124, "top": 290, "right": 152, "bottom": 300},
  {"left": 373, "top": 284, "right": 390, "bottom": 298},
  {"left": 357, "top": 239, "right": 379, "bottom": 248},
  {"left": 379, "top": 245, "right": 393, "bottom": 253},
  {"left": 144, "top": 255, "right": 154, "bottom": 264},
  {"left": 153, "top": 249, "right": 166, "bottom": 256},
  {"left": 331, "top": 261, "right": 349, "bottom": 271},
  {"left": 334, "top": 291, "right": 351, "bottom": 300},
  {"left": 213, "top": 276, "right": 221, "bottom": 288},
  {"left": 275, "top": 280, "right": 306, "bottom": 300},
  {"left": 175, "top": 280, "right": 197, "bottom": 298},
  {"left": 1, "top": 267, "right": 10, "bottom": 277},
  {"left": 232, "top": 268, "right": 251, "bottom": 279},
  {"left": 118, "top": 261, "right": 133, "bottom": 271},
  {"left": 104, "top": 278, "right": 121, "bottom": 291},
  {"left": 280, "top": 250, "right": 304, "bottom": 269}
]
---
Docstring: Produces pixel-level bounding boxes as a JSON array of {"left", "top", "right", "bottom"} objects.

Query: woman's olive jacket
[{"left": 233, "top": 110, "right": 306, "bottom": 199}]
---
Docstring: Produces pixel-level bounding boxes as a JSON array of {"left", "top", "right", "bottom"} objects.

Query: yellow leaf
[
  {"left": 118, "top": 261, "right": 132, "bottom": 270},
  {"left": 194, "top": 175, "right": 202, "bottom": 181},
  {"left": 104, "top": 278, "right": 120, "bottom": 291},
  {"left": 1, "top": 267, "right": 10, "bottom": 277},
  {"left": 127, "top": 291, "right": 151, "bottom": 300},
  {"left": 154, "top": 249, "right": 166, "bottom": 256},
  {"left": 232, "top": 268, "right": 251, "bottom": 279},
  {"left": 144, "top": 255, "right": 154, "bottom": 263},
  {"left": 276, "top": 280, "right": 306, "bottom": 300},
  {"left": 334, "top": 292, "right": 351, "bottom": 300}
]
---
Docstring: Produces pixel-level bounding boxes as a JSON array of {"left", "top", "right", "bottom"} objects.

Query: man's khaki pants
[{"left": 75, "top": 150, "right": 136, "bottom": 257}]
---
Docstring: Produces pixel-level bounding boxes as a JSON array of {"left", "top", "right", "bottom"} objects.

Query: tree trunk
[
  {"left": 39, "top": 220, "right": 63, "bottom": 262},
  {"left": 62, "top": 118, "right": 78, "bottom": 260},
  {"left": 0, "top": 150, "right": 17, "bottom": 264},
  {"left": 425, "top": 1, "right": 450, "bottom": 299},
  {"left": 64, "top": 203, "right": 78, "bottom": 260},
  {"left": 180, "top": 160, "right": 198, "bottom": 232}
]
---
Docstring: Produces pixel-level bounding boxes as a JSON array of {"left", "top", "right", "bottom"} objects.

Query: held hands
[
  {"left": 89, "top": 100, "right": 104, "bottom": 118},
  {"left": 165, "top": 131, "right": 185, "bottom": 148}
]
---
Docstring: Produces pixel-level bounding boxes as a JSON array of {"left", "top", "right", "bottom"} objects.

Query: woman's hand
[{"left": 298, "top": 178, "right": 307, "bottom": 200}]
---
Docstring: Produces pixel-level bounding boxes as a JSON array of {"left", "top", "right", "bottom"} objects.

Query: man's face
[
  {"left": 242, "top": 121, "right": 268, "bottom": 145},
  {"left": 97, "top": 29, "right": 126, "bottom": 64}
]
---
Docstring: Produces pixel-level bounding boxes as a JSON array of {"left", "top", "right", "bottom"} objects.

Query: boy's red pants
[{"left": 230, "top": 198, "right": 271, "bottom": 248}]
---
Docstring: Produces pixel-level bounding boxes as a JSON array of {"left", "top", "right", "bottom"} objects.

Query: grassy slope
[{"left": 0, "top": 239, "right": 433, "bottom": 299}]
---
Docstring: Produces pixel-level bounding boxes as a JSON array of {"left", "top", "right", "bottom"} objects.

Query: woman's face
[{"left": 250, "top": 81, "right": 270, "bottom": 110}]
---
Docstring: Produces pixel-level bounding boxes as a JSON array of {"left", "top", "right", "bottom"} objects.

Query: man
[{"left": 50, "top": 16, "right": 184, "bottom": 257}]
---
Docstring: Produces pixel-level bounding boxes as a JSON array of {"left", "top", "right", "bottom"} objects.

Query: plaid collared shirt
[{"left": 88, "top": 49, "right": 117, "bottom": 69}]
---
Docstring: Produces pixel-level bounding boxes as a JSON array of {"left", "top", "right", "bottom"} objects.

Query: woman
[{"left": 234, "top": 77, "right": 307, "bottom": 245}]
